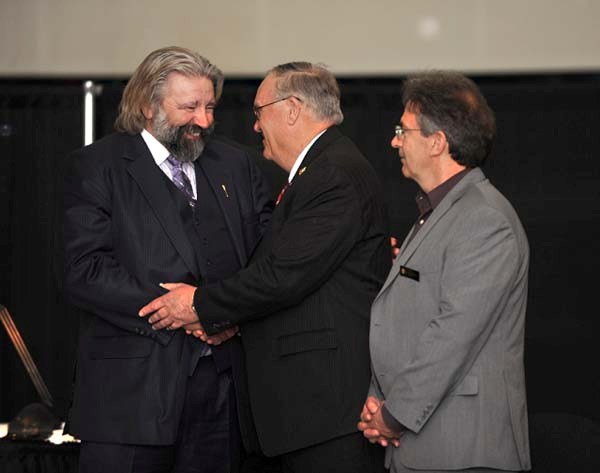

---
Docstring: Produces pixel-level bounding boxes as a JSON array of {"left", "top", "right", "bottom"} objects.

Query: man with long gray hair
[
  {"left": 140, "top": 62, "right": 390, "bottom": 472},
  {"left": 62, "top": 46, "right": 272, "bottom": 472}
]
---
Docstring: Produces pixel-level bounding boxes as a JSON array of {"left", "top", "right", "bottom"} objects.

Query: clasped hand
[
  {"left": 357, "top": 396, "right": 401, "bottom": 448},
  {"left": 138, "top": 282, "right": 238, "bottom": 345}
]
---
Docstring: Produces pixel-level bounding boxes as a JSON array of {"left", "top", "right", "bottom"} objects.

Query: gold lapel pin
[
  {"left": 298, "top": 166, "right": 307, "bottom": 176},
  {"left": 221, "top": 184, "right": 229, "bottom": 198}
]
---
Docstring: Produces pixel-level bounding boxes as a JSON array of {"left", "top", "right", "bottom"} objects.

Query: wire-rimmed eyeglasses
[
  {"left": 394, "top": 125, "right": 422, "bottom": 139},
  {"left": 253, "top": 96, "right": 302, "bottom": 119}
]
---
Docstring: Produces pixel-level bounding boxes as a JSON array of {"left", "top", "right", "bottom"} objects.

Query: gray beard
[{"left": 151, "top": 109, "right": 214, "bottom": 163}]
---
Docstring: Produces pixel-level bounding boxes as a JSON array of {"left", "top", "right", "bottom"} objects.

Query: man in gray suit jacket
[{"left": 358, "top": 71, "right": 531, "bottom": 473}]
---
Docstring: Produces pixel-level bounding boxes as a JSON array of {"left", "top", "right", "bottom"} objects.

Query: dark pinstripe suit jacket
[
  {"left": 61, "top": 132, "right": 272, "bottom": 446},
  {"left": 196, "top": 126, "right": 391, "bottom": 455}
]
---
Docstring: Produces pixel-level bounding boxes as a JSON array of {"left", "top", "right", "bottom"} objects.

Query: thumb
[{"left": 159, "top": 282, "right": 181, "bottom": 291}]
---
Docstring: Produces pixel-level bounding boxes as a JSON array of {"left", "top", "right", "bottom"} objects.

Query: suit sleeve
[
  {"left": 195, "top": 161, "right": 366, "bottom": 333},
  {"left": 62, "top": 150, "right": 173, "bottom": 345},
  {"left": 382, "top": 208, "right": 523, "bottom": 433}
]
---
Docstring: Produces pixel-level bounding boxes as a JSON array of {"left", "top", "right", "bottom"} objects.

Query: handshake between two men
[
  {"left": 138, "top": 282, "right": 404, "bottom": 449},
  {"left": 138, "top": 282, "right": 237, "bottom": 346}
]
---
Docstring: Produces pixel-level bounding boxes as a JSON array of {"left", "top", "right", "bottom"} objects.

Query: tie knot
[{"left": 166, "top": 155, "right": 183, "bottom": 171}]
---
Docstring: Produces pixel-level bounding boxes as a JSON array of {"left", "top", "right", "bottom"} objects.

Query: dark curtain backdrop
[{"left": 1, "top": 74, "right": 599, "bottom": 470}]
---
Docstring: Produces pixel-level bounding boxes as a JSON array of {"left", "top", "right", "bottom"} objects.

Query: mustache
[{"left": 179, "top": 123, "right": 214, "bottom": 139}]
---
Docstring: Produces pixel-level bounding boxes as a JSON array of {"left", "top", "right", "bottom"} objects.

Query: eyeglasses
[
  {"left": 253, "top": 96, "right": 302, "bottom": 119},
  {"left": 394, "top": 125, "right": 422, "bottom": 139}
]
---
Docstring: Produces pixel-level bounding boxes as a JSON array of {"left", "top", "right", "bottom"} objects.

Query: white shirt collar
[
  {"left": 288, "top": 129, "right": 328, "bottom": 183},
  {"left": 141, "top": 129, "right": 170, "bottom": 165}
]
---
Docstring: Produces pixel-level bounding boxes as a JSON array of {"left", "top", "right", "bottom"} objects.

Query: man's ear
[
  {"left": 287, "top": 97, "right": 302, "bottom": 125},
  {"left": 142, "top": 103, "right": 154, "bottom": 120},
  {"left": 431, "top": 130, "right": 448, "bottom": 156}
]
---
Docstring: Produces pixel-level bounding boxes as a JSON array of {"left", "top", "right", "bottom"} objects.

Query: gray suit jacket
[{"left": 369, "top": 168, "right": 531, "bottom": 471}]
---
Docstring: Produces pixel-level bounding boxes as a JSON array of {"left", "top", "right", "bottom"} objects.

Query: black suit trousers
[
  {"left": 78, "top": 356, "right": 241, "bottom": 473},
  {"left": 280, "top": 432, "right": 385, "bottom": 473}
]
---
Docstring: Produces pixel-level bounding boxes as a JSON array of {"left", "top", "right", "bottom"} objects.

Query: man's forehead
[
  {"left": 164, "top": 73, "right": 214, "bottom": 94},
  {"left": 400, "top": 109, "right": 418, "bottom": 125},
  {"left": 256, "top": 75, "right": 276, "bottom": 99}
]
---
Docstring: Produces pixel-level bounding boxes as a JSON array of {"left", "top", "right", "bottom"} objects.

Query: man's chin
[{"left": 261, "top": 147, "right": 273, "bottom": 161}]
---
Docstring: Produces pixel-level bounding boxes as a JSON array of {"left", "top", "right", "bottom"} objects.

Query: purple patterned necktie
[{"left": 166, "top": 155, "right": 195, "bottom": 204}]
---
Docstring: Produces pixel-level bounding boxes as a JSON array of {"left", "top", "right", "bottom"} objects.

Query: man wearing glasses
[
  {"left": 140, "top": 62, "right": 390, "bottom": 473},
  {"left": 358, "top": 71, "right": 531, "bottom": 473}
]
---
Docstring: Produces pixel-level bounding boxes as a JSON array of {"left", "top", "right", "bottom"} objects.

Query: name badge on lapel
[{"left": 400, "top": 266, "right": 420, "bottom": 281}]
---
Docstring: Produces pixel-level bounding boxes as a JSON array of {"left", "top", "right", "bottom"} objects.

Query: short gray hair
[
  {"left": 115, "top": 46, "right": 224, "bottom": 134},
  {"left": 268, "top": 62, "right": 343, "bottom": 125}
]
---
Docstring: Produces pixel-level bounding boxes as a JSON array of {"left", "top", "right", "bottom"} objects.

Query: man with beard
[{"left": 61, "top": 46, "right": 273, "bottom": 473}]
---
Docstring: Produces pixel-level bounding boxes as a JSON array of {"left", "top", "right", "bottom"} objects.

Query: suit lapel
[
  {"left": 376, "top": 168, "right": 487, "bottom": 298},
  {"left": 124, "top": 135, "right": 199, "bottom": 277},
  {"left": 197, "top": 148, "right": 247, "bottom": 266},
  {"left": 281, "top": 126, "right": 341, "bottom": 196},
  {"left": 299, "top": 126, "right": 342, "bottom": 170}
]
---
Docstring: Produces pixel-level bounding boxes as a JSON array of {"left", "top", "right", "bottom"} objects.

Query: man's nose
[
  {"left": 253, "top": 119, "right": 262, "bottom": 133},
  {"left": 391, "top": 135, "right": 401, "bottom": 148},
  {"left": 193, "top": 108, "right": 212, "bottom": 128}
]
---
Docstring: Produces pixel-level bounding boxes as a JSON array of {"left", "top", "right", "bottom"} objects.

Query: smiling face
[{"left": 146, "top": 73, "right": 216, "bottom": 162}]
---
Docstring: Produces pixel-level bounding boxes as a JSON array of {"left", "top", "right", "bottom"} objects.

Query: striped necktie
[{"left": 166, "top": 155, "right": 195, "bottom": 204}]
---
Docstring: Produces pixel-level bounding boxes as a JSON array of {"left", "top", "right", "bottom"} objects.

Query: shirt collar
[
  {"left": 287, "top": 129, "right": 328, "bottom": 183},
  {"left": 416, "top": 168, "right": 471, "bottom": 215},
  {"left": 141, "top": 129, "right": 170, "bottom": 166}
]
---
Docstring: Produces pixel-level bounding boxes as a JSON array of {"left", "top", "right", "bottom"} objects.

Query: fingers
[
  {"left": 138, "top": 297, "right": 165, "bottom": 317},
  {"left": 366, "top": 396, "right": 381, "bottom": 414},
  {"left": 206, "top": 327, "right": 237, "bottom": 345},
  {"left": 146, "top": 307, "right": 167, "bottom": 324},
  {"left": 390, "top": 236, "right": 400, "bottom": 259},
  {"left": 159, "top": 282, "right": 183, "bottom": 290},
  {"left": 150, "top": 315, "right": 175, "bottom": 330},
  {"left": 360, "top": 408, "right": 373, "bottom": 423}
]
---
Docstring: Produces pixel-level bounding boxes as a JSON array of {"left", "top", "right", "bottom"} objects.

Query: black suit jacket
[
  {"left": 195, "top": 127, "right": 391, "bottom": 455},
  {"left": 61, "top": 132, "right": 272, "bottom": 446}
]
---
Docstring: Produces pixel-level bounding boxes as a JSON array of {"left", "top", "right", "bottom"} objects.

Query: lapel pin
[
  {"left": 221, "top": 184, "right": 230, "bottom": 198},
  {"left": 298, "top": 166, "right": 307, "bottom": 176}
]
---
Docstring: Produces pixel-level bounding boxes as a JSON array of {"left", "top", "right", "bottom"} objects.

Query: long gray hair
[{"left": 115, "top": 46, "right": 224, "bottom": 134}]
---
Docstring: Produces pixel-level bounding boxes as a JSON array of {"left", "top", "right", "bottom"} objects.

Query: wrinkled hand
[
  {"left": 357, "top": 396, "right": 401, "bottom": 448},
  {"left": 138, "top": 282, "right": 198, "bottom": 330},
  {"left": 184, "top": 322, "right": 239, "bottom": 346},
  {"left": 390, "top": 236, "right": 400, "bottom": 260}
]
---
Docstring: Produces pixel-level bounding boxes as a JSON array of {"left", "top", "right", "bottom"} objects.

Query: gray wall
[{"left": 1, "top": 0, "right": 600, "bottom": 77}]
